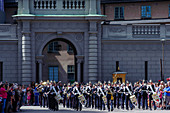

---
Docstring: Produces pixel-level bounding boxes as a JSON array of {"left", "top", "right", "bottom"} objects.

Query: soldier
[
  {"left": 147, "top": 80, "right": 156, "bottom": 110},
  {"left": 134, "top": 82, "right": 142, "bottom": 109},
  {"left": 72, "top": 82, "right": 82, "bottom": 111},
  {"left": 91, "top": 84, "right": 97, "bottom": 109},
  {"left": 85, "top": 83, "right": 91, "bottom": 108},
  {"left": 97, "top": 83, "right": 104, "bottom": 110},
  {"left": 115, "top": 81, "right": 121, "bottom": 109},
  {"left": 140, "top": 80, "right": 148, "bottom": 110},
  {"left": 119, "top": 83, "right": 125, "bottom": 110},
  {"left": 66, "top": 83, "right": 71, "bottom": 108},
  {"left": 48, "top": 82, "right": 57, "bottom": 111},
  {"left": 62, "top": 84, "right": 67, "bottom": 108},
  {"left": 124, "top": 81, "right": 133, "bottom": 110},
  {"left": 106, "top": 81, "right": 113, "bottom": 111}
]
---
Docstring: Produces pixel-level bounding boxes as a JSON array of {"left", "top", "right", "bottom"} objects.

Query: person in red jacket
[{"left": 0, "top": 83, "right": 9, "bottom": 113}]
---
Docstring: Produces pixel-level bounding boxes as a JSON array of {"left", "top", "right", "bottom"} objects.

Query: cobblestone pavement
[{"left": 18, "top": 105, "right": 170, "bottom": 113}]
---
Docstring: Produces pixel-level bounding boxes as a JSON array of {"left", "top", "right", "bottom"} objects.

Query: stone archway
[{"left": 35, "top": 33, "right": 84, "bottom": 83}]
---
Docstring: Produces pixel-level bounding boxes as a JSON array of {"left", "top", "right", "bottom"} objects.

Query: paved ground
[{"left": 18, "top": 105, "right": 170, "bottom": 113}]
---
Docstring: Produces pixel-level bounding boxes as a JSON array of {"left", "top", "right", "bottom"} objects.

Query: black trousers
[
  {"left": 39, "top": 92, "right": 43, "bottom": 107},
  {"left": 74, "top": 95, "right": 82, "bottom": 111},
  {"left": 137, "top": 93, "right": 141, "bottom": 109},
  {"left": 43, "top": 95, "right": 48, "bottom": 108}
]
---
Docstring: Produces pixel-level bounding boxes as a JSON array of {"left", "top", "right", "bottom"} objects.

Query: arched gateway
[{"left": 13, "top": 0, "right": 105, "bottom": 85}]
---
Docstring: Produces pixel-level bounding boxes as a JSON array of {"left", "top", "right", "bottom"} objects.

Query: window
[
  {"left": 0, "top": 0, "right": 4, "bottom": 11},
  {"left": 141, "top": 6, "right": 151, "bottom": 18},
  {"left": 49, "top": 66, "right": 58, "bottom": 82},
  {"left": 48, "top": 41, "right": 61, "bottom": 53},
  {"left": 116, "top": 61, "right": 119, "bottom": 71},
  {"left": 0, "top": 62, "right": 2, "bottom": 81},
  {"left": 67, "top": 65, "right": 75, "bottom": 81},
  {"left": 114, "top": 7, "right": 124, "bottom": 20},
  {"left": 67, "top": 44, "right": 73, "bottom": 52},
  {"left": 68, "top": 65, "right": 75, "bottom": 73}
]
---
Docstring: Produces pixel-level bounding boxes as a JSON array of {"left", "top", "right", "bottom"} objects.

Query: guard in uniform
[
  {"left": 91, "top": 84, "right": 97, "bottom": 109},
  {"left": 124, "top": 81, "right": 133, "bottom": 110},
  {"left": 140, "top": 80, "right": 148, "bottom": 110},
  {"left": 119, "top": 83, "right": 125, "bottom": 109},
  {"left": 97, "top": 83, "right": 104, "bottom": 110},
  {"left": 115, "top": 82, "right": 121, "bottom": 109},
  {"left": 72, "top": 82, "right": 82, "bottom": 111},
  {"left": 106, "top": 81, "right": 113, "bottom": 111},
  {"left": 62, "top": 84, "right": 67, "bottom": 108},
  {"left": 86, "top": 83, "right": 91, "bottom": 108},
  {"left": 66, "top": 83, "right": 71, "bottom": 108}
]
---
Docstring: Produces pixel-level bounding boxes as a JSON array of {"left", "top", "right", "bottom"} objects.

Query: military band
[{"left": 35, "top": 80, "right": 164, "bottom": 111}]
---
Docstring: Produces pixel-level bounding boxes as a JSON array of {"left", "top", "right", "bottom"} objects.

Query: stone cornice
[{"left": 13, "top": 14, "right": 106, "bottom": 21}]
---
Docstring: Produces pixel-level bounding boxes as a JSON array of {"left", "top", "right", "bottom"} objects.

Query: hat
[
  {"left": 149, "top": 80, "right": 152, "bottom": 83},
  {"left": 108, "top": 81, "right": 111, "bottom": 84},
  {"left": 68, "top": 83, "right": 70, "bottom": 86},
  {"left": 86, "top": 83, "right": 89, "bottom": 85},
  {"left": 126, "top": 81, "right": 129, "bottom": 84},
  {"left": 89, "top": 81, "right": 91, "bottom": 84},
  {"left": 104, "top": 81, "right": 106, "bottom": 84}
]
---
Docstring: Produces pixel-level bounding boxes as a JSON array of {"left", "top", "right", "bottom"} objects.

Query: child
[
  {"left": 27, "top": 90, "right": 31, "bottom": 105},
  {"left": 159, "top": 86, "right": 163, "bottom": 109}
]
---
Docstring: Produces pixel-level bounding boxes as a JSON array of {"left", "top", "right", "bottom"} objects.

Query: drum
[
  {"left": 78, "top": 94, "right": 86, "bottom": 105},
  {"left": 152, "top": 93, "right": 160, "bottom": 103},
  {"left": 54, "top": 93, "right": 63, "bottom": 102},
  {"left": 130, "top": 95, "right": 137, "bottom": 103},
  {"left": 102, "top": 95, "right": 107, "bottom": 105}
]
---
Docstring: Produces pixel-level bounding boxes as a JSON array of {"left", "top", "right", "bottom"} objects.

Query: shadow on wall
[{"left": 42, "top": 41, "right": 75, "bottom": 83}]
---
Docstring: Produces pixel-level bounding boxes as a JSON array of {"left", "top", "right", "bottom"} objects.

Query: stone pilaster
[
  {"left": 76, "top": 55, "right": 84, "bottom": 82},
  {"left": 88, "top": 21, "right": 98, "bottom": 83},
  {"left": 22, "top": 21, "right": 32, "bottom": 85},
  {"left": 36, "top": 55, "right": 44, "bottom": 83}
]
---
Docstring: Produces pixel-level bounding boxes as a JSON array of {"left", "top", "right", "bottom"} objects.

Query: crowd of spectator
[{"left": 0, "top": 82, "right": 39, "bottom": 113}]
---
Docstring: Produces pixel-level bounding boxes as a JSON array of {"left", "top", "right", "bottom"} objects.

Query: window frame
[
  {"left": 114, "top": 6, "right": 124, "bottom": 20},
  {"left": 48, "top": 41, "right": 61, "bottom": 53},
  {"left": 67, "top": 44, "right": 74, "bottom": 53},
  {"left": 67, "top": 65, "right": 75, "bottom": 73},
  {"left": 48, "top": 66, "right": 59, "bottom": 82},
  {"left": 141, "top": 5, "right": 151, "bottom": 19}
]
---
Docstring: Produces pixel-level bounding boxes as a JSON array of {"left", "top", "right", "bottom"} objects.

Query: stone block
[
  {"left": 22, "top": 48, "right": 31, "bottom": 53},
  {"left": 89, "top": 40, "right": 97, "bottom": 45},
  {"left": 89, "top": 48, "right": 98, "bottom": 53},
  {"left": 89, "top": 57, "right": 98, "bottom": 61},
  {"left": 22, "top": 45, "right": 31, "bottom": 49},
  {"left": 89, "top": 73, "right": 98, "bottom": 77},
  {"left": 89, "top": 61, "right": 98, "bottom": 65},
  {"left": 22, "top": 40, "right": 31, "bottom": 45},
  {"left": 22, "top": 77, "right": 32, "bottom": 82},
  {"left": 89, "top": 36, "right": 97, "bottom": 40},
  {"left": 22, "top": 70, "right": 32, "bottom": 74},
  {"left": 88, "top": 65, "right": 98, "bottom": 69},
  {"left": 22, "top": 65, "right": 32, "bottom": 69},
  {"left": 89, "top": 53, "right": 98, "bottom": 57},
  {"left": 22, "top": 53, "right": 31, "bottom": 57},
  {"left": 89, "top": 45, "right": 97, "bottom": 49},
  {"left": 89, "top": 69, "right": 98, "bottom": 73}
]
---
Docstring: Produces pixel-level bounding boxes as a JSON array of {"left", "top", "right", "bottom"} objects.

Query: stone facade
[{"left": 1, "top": 0, "right": 170, "bottom": 84}]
